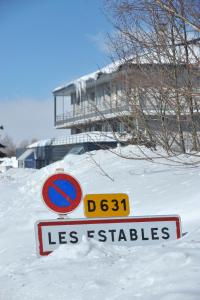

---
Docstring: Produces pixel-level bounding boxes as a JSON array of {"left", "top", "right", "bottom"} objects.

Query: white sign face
[{"left": 35, "top": 216, "right": 181, "bottom": 256}]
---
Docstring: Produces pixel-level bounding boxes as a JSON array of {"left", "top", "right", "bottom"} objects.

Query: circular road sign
[{"left": 42, "top": 173, "right": 82, "bottom": 214}]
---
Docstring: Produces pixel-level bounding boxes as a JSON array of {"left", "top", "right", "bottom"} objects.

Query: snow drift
[{"left": 0, "top": 146, "right": 200, "bottom": 300}]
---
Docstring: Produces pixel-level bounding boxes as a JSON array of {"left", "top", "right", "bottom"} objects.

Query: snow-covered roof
[
  {"left": 17, "top": 149, "right": 35, "bottom": 161},
  {"left": 53, "top": 45, "right": 199, "bottom": 94},
  {"left": 27, "top": 132, "right": 119, "bottom": 149},
  {"left": 27, "top": 139, "right": 52, "bottom": 149},
  {"left": 53, "top": 60, "right": 121, "bottom": 93}
]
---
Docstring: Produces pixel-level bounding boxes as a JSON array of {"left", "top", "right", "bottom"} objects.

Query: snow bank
[
  {"left": 0, "top": 157, "right": 18, "bottom": 172},
  {"left": 0, "top": 146, "right": 200, "bottom": 300}
]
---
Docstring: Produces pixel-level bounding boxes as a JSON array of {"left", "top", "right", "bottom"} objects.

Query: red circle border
[{"left": 42, "top": 173, "right": 82, "bottom": 214}]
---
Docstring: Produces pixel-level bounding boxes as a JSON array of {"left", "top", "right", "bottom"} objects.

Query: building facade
[
  {"left": 53, "top": 62, "right": 131, "bottom": 135},
  {"left": 53, "top": 60, "right": 200, "bottom": 138}
]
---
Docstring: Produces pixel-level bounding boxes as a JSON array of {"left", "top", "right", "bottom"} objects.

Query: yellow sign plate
[{"left": 84, "top": 193, "right": 130, "bottom": 218}]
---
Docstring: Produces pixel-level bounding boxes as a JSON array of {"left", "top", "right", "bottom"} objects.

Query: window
[
  {"left": 103, "top": 84, "right": 110, "bottom": 97},
  {"left": 68, "top": 145, "right": 85, "bottom": 155},
  {"left": 90, "top": 91, "right": 95, "bottom": 101},
  {"left": 71, "top": 92, "right": 76, "bottom": 105}
]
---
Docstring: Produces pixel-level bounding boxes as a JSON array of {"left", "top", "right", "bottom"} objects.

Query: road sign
[
  {"left": 35, "top": 215, "right": 181, "bottom": 256},
  {"left": 84, "top": 193, "right": 130, "bottom": 218},
  {"left": 42, "top": 173, "right": 82, "bottom": 214}
]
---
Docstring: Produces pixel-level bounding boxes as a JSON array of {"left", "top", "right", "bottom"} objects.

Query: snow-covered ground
[
  {"left": 0, "top": 157, "right": 18, "bottom": 173},
  {"left": 0, "top": 146, "right": 200, "bottom": 300}
]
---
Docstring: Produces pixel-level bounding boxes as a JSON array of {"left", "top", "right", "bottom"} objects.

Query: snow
[
  {"left": 28, "top": 138, "right": 52, "bottom": 148},
  {"left": 28, "top": 132, "right": 120, "bottom": 148},
  {"left": 0, "top": 157, "right": 18, "bottom": 172},
  {"left": 53, "top": 60, "right": 120, "bottom": 93},
  {"left": 0, "top": 146, "right": 200, "bottom": 300},
  {"left": 53, "top": 47, "right": 199, "bottom": 95}
]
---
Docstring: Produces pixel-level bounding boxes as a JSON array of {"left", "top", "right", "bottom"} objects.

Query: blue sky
[{"left": 0, "top": 0, "right": 112, "bottom": 143}]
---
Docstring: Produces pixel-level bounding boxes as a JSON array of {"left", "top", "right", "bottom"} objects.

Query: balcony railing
[{"left": 55, "top": 104, "right": 130, "bottom": 127}]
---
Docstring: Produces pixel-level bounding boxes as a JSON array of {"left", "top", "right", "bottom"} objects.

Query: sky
[{"left": 0, "top": 0, "right": 112, "bottom": 145}]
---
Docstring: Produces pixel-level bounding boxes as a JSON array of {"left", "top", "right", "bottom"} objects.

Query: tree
[
  {"left": 0, "top": 125, "right": 6, "bottom": 158},
  {"left": 102, "top": 0, "right": 200, "bottom": 159},
  {"left": 155, "top": 0, "right": 200, "bottom": 33},
  {"left": 18, "top": 138, "right": 38, "bottom": 149},
  {"left": 1, "top": 135, "right": 16, "bottom": 157}
]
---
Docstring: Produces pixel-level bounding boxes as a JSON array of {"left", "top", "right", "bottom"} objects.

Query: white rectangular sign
[{"left": 35, "top": 216, "right": 181, "bottom": 256}]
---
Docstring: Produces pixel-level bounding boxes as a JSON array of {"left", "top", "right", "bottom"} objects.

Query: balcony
[{"left": 55, "top": 104, "right": 130, "bottom": 128}]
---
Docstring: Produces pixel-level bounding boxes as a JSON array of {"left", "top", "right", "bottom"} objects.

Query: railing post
[{"left": 54, "top": 95, "right": 57, "bottom": 126}]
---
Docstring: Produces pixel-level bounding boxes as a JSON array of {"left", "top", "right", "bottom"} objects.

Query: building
[
  {"left": 53, "top": 59, "right": 200, "bottom": 139},
  {"left": 18, "top": 133, "right": 118, "bottom": 169},
  {"left": 18, "top": 57, "right": 200, "bottom": 169},
  {"left": 53, "top": 61, "right": 130, "bottom": 135}
]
